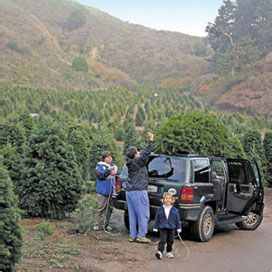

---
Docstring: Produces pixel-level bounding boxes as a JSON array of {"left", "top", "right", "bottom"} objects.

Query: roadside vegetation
[{"left": 0, "top": 82, "right": 272, "bottom": 270}]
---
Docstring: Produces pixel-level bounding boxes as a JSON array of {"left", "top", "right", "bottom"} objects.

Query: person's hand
[
  {"left": 153, "top": 229, "right": 158, "bottom": 232},
  {"left": 110, "top": 169, "right": 117, "bottom": 176},
  {"left": 147, "top": 132, "right": 154, "bottom": 141},
  {"left": 177, "top": 229, "right": 182, "bottom": 233},
  {"left": 109, "top": 166, "right": 117, "bottom": 175}
]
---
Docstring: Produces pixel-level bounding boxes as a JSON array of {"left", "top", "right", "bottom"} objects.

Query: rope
[{"left": 175, "top": 232, "right": 190, "bottom": 260}]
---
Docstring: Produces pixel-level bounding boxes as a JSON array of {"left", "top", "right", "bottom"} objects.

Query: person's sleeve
[
  {"left": 95, "top": 164, "right": 110, "bottom": 179},
  {"left": 135, "top": 140, "right": 153, "bottom": 167},
  {"left": 175, "top": 209, "right": 182, "bottom": 231},
  {"left": 153, "top": 208, "right": 159, "bottom": 231}
]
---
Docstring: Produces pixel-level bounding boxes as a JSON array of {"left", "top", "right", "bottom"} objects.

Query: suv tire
[
  {"left": 192, "top": 206, "right": 215, "bottom": 242},
  {"left": 235, "top": 211, "right": 263, "bottom": 230}
]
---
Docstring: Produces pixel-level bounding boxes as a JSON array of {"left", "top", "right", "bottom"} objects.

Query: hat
[
  {"left": 102, "top": 151, "right": 112, "bottom": 161},
  {"left": 126, "top": 146, "right": 138, "bottom": 159}
]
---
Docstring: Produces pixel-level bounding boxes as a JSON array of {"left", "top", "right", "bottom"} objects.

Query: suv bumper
[
  {"left": 114, "top": 198, "right": 202, "bottom": 222},
  {"left": 179, "top": 203, "right": 202, "bottom": 221}
]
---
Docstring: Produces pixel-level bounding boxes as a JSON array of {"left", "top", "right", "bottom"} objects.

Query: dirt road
[
  {"left": 105, "top": 188, "right": 272, "bottom": 272},
  {"left": 16, "top": 189, "right": 272, "bottom": 271}
]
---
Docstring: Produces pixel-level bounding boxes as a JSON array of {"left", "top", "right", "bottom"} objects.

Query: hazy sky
[{"left": 76, "top": 0, "right": 223, "bottom": 37}]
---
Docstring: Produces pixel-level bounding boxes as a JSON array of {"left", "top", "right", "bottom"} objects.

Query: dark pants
[
  {"left": 95, "top": 193, "right": 113, "bottom": 227},
  {"left": 158, "top": 228, "right": 175, "bottom": 253}
]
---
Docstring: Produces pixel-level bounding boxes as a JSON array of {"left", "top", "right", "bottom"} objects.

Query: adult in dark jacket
[
  {"left": 125, "top": 132, "right": 154, "bottom": 243},
  {"left": 93, "top": 151, "right": 119, "bottom": 231}
]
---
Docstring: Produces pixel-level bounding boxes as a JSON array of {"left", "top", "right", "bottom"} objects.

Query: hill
[
  {"left": 0, "top": 0, "right": 208, "bottom": 89},
  {"left": 194, "top": 53, "right": 272, "bottom": 117}
]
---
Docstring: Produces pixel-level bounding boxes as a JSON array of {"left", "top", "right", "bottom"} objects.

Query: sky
[{"left": 76, "top": 0, "right": 223, "bottom": 37}]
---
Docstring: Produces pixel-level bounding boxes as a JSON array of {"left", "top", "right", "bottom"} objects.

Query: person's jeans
[
  {"left": 125, "top": 190, "right": 150, "bottom": 238},
  {"left": 158, "top": 228, "right": 175, "bottom": 253},
  {"left": 95, "top": 193, "right": 113, "bottom": 228}
]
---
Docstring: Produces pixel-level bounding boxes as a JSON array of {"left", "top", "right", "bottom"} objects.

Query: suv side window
[
  {"left": 251, "top": 161, "right": 261, "bottom": 186},
  {"left": 191, "top": 158, "right": 210, "bottom": 183},
  {"left": 228, "top": 161, "right": 251, "bottom": 185},
  {"left": 210, "top": 160, "right": 225, "bottom": 178}
]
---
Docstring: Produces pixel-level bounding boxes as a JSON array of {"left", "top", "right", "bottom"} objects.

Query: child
[{"left": 153, "top": 192, "right": 182, "bottom": 259}]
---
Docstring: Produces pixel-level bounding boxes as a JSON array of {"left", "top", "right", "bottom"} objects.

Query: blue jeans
[{"left": 125, "top": 190, "right": 150, "bottom": 238}]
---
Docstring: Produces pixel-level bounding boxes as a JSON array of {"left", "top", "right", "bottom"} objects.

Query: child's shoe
[
  {"left": 93, "top": 225, "right": 101, "bottom": 231},
  {"left": 155, "top": 251, "right": 162, "bottom": 260},
  {"left": 104, "top": 226, "right": 113, "bottom": 231},
  {"left": 166, "top": 251, "right": 174, "bottom": 258}
]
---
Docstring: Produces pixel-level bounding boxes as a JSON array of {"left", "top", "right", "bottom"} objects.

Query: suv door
[
  {"left": 226, "top": 159, "right": 257, "bottom": 214},
  {"left": 210, "top": 159, "right": 227, "bottom": 211}
]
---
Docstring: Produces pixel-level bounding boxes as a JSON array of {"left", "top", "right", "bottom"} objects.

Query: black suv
[{"left": 113, "top": 153, "right": 264, "bottom": 242}]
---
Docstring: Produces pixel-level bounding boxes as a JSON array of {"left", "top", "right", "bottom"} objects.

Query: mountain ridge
[{"left": 0, "top": 0, "right": 207, "bottom": 89}]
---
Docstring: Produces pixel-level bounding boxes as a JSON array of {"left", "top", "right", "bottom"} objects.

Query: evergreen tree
[
  {"left": 68, "top": 129, "right": 89, "bottom": 181},
  {"left": 135, "top": 106, "right": 146, "bottom": 127},
  {"left": 19, "top": 127, "right": 82, "bottom": 219},
  {"left": 0, "top": 157, "right": 22, "bottom": 271},
  {"left": 155, "top": 111, "right": 245, "bottom": 157},
  {"left": 263, "top": 131, "right": 272, "bottom": 185},
  {"left": 242, "top": 130, "right": 267, "bottom": 183},
  {"left": 89, "top": 126, "right": 123, "bottom": 180},
  {"left": 206, "top": 0, "right": 236, "bottom": 54},
  {"left": 235, "top": 0, "right": 272, "bottom": 54},
  {"left": 0, "top": 122, "right": 26, "bottom": 191}
]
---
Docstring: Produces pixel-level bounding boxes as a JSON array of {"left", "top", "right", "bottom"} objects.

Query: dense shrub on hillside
[
  {"left": 155, "top": 111, "right": 245, "bottom": 157},
  {"left": 68, "top": 129, "right": 89, "bottom": 181},
  {"left": 242, "top": 130, "right": 267, "bottom": 184},
  {"left": 0, "top": 158, "right": 22, "bottom": 271},
  {"left": 75, "top": 194, "right": 98, "bottom": 234},
  {"left": 1, "top": 122, "right": 26, "bottom": 190},
  {"left": 0, "top": 123, "right": 25, "bottom": 154},
  {"left": 88, "top": 126, "right": 123, "bottom": 180},
  {"left": 71, "top": 57, "right": 88, "bottom": 72},
  {"left": 263, "top": 131, "right": 272, "bottom": 185},
  {"left": 19, "top": 128, "right": 82, "bottom": 219},
  {"left": 63, "top": 10, "right": 86, "bottom": 32}
]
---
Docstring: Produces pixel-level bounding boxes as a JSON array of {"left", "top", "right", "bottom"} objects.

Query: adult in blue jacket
[
  {"left": 93, "top": 151, "right": 118, "bottom": 231},
  {"left": 125, "top": 132, "right": 154, "bottom": 243}
]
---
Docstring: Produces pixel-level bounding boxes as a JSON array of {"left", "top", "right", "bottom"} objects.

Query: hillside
[
  {"left": 194, "top": 54, "right": 272, "bottom": 117},
  {"left": 0, "top": 0, "right": 208, "bottom": 89}
]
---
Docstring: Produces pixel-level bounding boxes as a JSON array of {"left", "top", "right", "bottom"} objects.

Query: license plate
[{"left": 148, "top": 185, "right": 158, "bottom": 193}]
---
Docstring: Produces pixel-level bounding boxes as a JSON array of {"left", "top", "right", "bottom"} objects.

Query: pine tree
[
  {"left": 155, "top": 111, "right": 245, "bottom": 157},
  {"left": 19, "top": 128, "right": 82, "bottom": 219},
  {"left": 263, "top": 131, "right": 272, "bottom": 185},
  {"left": 0, "top": 157, "right": 22, "bottom": 271},
  {"left": 89, "top": 126, "right": 123, "bottom": 180},
  {"left": 135, "top": 106, "right": 146, "bottom": 127},
  {"left": 206, "top": 0, "right": 236, "bottom": 54},
  {"left": 68, "top": 129, "right": 89, "bottom": 181},
  {"left": 242, "top": 130, "right": 267, "bottom": 183}
]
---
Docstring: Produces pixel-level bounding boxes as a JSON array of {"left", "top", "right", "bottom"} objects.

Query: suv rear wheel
[
  {"left": 235, "top": 211, "right": 263, "bottom": 230},
  {"left": 192, "top": 206, "right": 215, "bottom": 242}
]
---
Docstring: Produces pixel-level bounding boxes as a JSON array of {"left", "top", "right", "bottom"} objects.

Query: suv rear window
[{"left": 148, "top": 156, "right": 187, "bottom": 181}]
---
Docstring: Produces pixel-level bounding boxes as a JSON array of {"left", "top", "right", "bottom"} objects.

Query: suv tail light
[
  {"left": 180, "top": 187, "right": 194, "bottom": 204},
  {"left": 115, "top": 177, "right": 122, "bottom": 193}
]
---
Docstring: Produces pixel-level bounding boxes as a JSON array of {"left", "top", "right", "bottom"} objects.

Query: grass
[{"left": 17, "top": 217, "right": 123, "bottom": 270}]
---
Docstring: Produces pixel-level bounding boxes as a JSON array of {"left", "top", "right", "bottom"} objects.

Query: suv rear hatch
[{"left": 147, "top": 155, "right": 190, "bottom": 206}]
